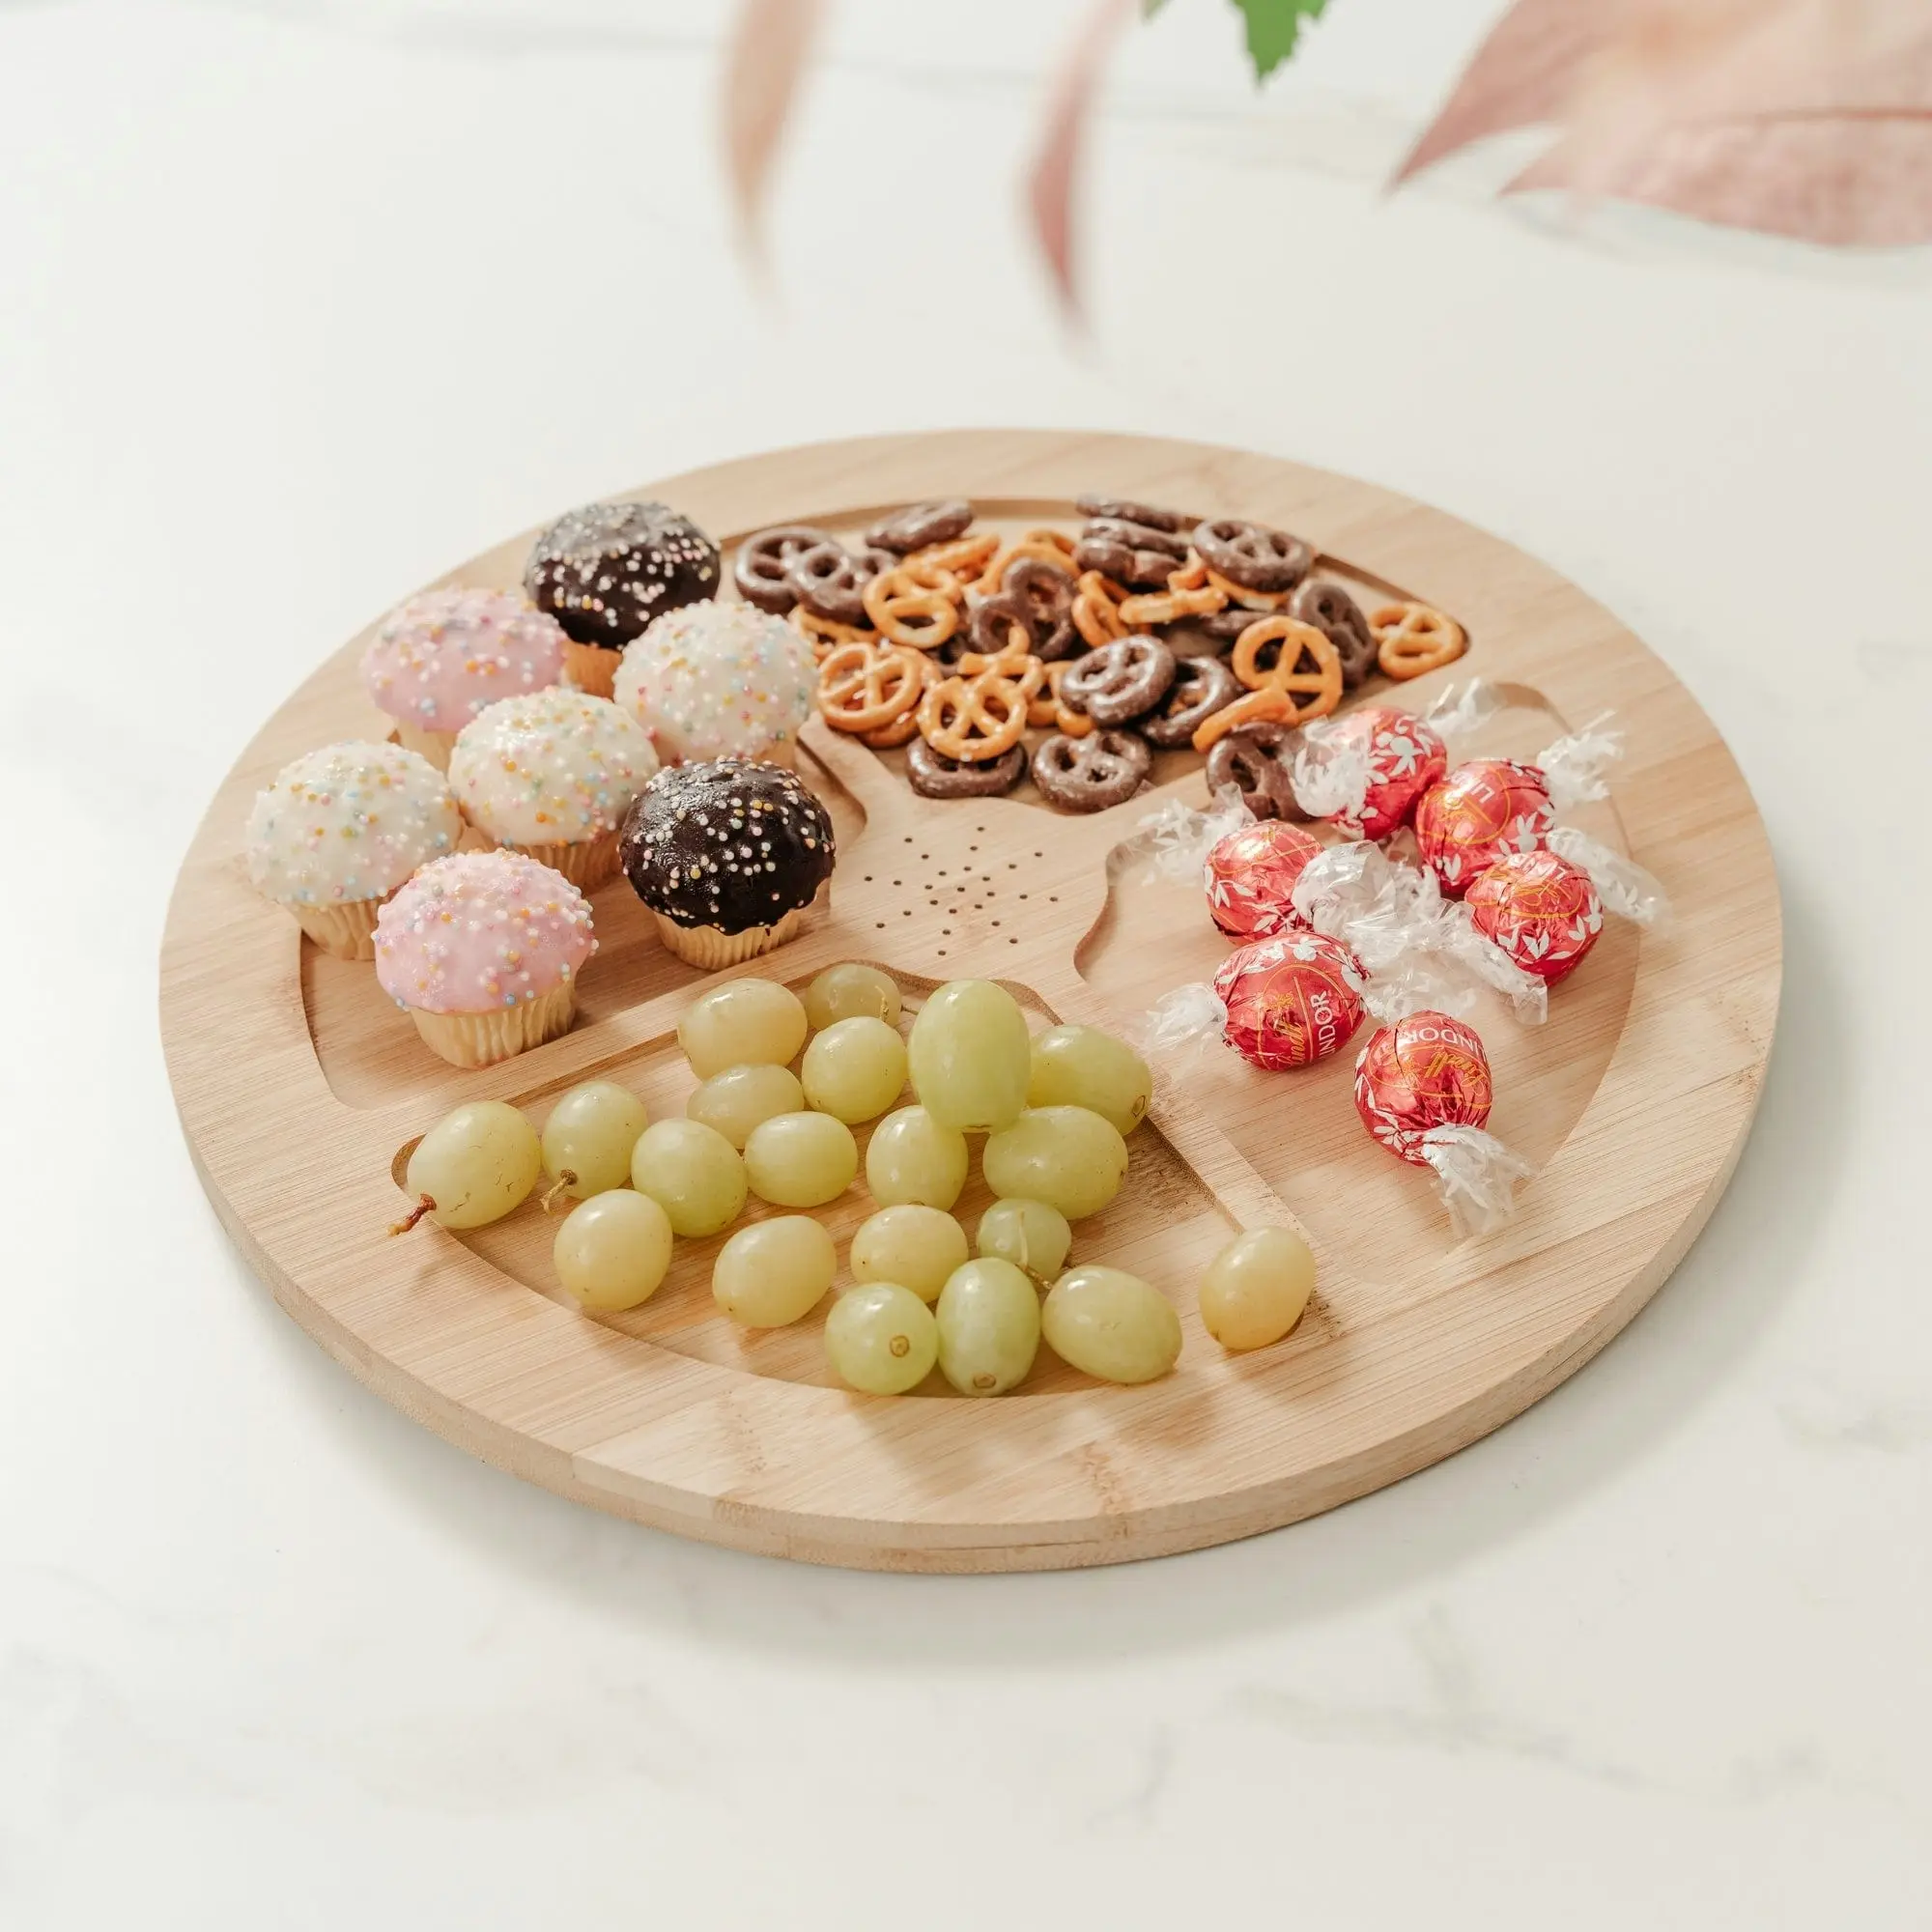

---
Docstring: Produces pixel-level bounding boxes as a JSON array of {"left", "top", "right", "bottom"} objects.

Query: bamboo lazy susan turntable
[{"left": 160, "top": 430, "right": 1781, "bottom": 1573}]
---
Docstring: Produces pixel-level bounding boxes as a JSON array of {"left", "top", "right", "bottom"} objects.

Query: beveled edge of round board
[{"left": 160, "top": 428, "right": 1782, "bottom": 1572}]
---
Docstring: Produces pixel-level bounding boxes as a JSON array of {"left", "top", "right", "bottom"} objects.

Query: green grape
[
  {"left": 805, "top": 961, "right": 902, "bottom": 1032},
  {"left": 976, "top": 1198, "right": 1072, "bottom": 1284},
  {"left": 743, "top": 1111, "right": 858, "bottom": 1208},
  {"left": 677, "top": 978, "right": 808, "bottom": 1080},
  {"left": 824, "top": 1283, "right": 938, "bottom": 1395},
  {"left": 1199, "top": 1227, "right": 1316, "bottom": 1351},
  {"left": 629, "top": 1118, "right": 747, "bottom": 1236},
  {"left": 849, "top": 1205, "right": 968, "bottom": 1304},
  {"left": 1041, "top": 1265, "right": 1181, "bottom": 1384},
  {"left": 553, "top": 1189, "right": 673, "bottom": 1312},
  {"left": 404, "top": 1101, "right": 541, "bottom": 1230},
  {"left": 865, "top": 1105, "right": 969, "bottom": 1210},
  {"left": 540, "top": 1081, "right": 650, "bottom": 1200},
  {"left": 906, "top": 980, "right": 1031, "bottom": 1133},
  {"left": 686, "top": 1063, "right": 805, "bottom": 1150},
  {"left": 801, "top": 1017, "right": 907, "bottom": 1124},
  {"left": 935, "top": 1258, "right": 1040, "bottom": 1396},
  {"left": 1027, "top": 1025, "right": 1152, "bottom": 1137},
  {"left": 713, "top": 1215, "right": 836, "bottom": 1327},
  {"left": 981, "top": 1106, "right": 1128, "bottom": 1221}
]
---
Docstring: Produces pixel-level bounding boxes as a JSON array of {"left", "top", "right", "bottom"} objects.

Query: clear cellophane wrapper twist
[
  {"left": 1352, "top": 1005, "right": 1532, "bottom": 1236},
  {"left": 1290, "top": 841, "right": 1550, "bottom": 1026}
]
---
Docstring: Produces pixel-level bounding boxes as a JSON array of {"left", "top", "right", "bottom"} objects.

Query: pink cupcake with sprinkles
[
  {"left": 612, "top": 599, "right": 816, "bottom": 767},
  {"left": 447, "top": 687, "right": 658, "bottom": 892},
  {"left": 374, "top": 850, "right": 597, "bottom": 1068},
  {"left": 361, "top": 586, "right": 570, "bottom": 770}
]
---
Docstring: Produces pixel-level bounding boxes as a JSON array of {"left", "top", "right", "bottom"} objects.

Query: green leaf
[
  {"left": 1142, "top": 0, "right": 1173, "bottom": 16},
  {"left": 1231, "top": 0, "right": 1329, "bottom": 79}
]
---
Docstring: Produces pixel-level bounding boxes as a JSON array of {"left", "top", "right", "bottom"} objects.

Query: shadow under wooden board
[{"left": 160, "top": 429, "right": 1781, "bottom": 1573}]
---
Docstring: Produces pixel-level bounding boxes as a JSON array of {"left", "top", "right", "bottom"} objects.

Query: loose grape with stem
[
  {"left": 540, "top": 1081, "right": 649, "bottom": 1203},
  {"left": 397, "top": 1101, "right": 542, "bottom": 1232}
]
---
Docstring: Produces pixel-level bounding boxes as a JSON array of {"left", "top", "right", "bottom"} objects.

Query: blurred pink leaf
[
  {"left": 1028, "top": 0, "right": 1136, "bottom": 321},
  {"left": 1402, "top": 0, "right": 1932, "bottom": 245},
  {"left": 721, "top": 0, "right": 829, "bottom": 262},
  {"left": 1394, "top": 0, "right": 1606, "bottom": 183},
  {"left": 1510, "top": 110, "right": 1932, "bottom": 244}
]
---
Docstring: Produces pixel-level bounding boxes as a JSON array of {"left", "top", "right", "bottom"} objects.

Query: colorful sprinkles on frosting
[
  {"left": 245, "top": 741, "right": 460, "bottom": 906},
  {"left": 359, "top": 586, "right": 569, "bottom": 734},
  {"left": 373, "top": 850, "right": 597, "bottom": 1016},
  {"left": 612, "top": 599, "right": 817, "bottom": 764},
  {"left": 447, "top": 687, "right": 660, "bottom": 848},
  {"left": 524, "top": 500, "right": 720, "bottom": 645},
  {"left": 618, "top": 757, "right": 834, "bottom": 933}
]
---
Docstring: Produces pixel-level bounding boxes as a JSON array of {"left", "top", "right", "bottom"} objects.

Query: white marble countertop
[{"left": 2, "top": 2, "right": 1928, "bottom": 1925}]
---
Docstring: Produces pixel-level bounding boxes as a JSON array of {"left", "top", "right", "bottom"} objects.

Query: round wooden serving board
[{"left": 161, "top": 430, "right": 1781, "bottom": 1573}]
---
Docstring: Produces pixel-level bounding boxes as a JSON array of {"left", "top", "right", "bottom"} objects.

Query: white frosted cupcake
[
  {"left": 446, "top": 688, "right": 660, "bottom": 891},
  {"left": 612, "top": 599, "right": 817, "bottom": 766},
  {"left": 374, "top": 850, "right": 597, "bottom": 1067},
  {"left": 360, "top": 586, "right": 570, "bottom": 769},
  {"left": 245, "top": 741, "right": 461, "bottom": 960}
]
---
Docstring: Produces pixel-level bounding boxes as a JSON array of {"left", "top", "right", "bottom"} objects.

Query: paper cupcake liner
[
  {"left": 392, "top": 719, "right": 459, "bottom": 771},
  {"left": 504, "top": 830, "right": 619, "bottom": 892},
  {"left": 652, "top": 902, "right": 808, "bottom": 970},
  {"left": 409, "top": 983, "right": 579, "bottom": 1068},
  {"left": 563, "top": 640, "right": 620, "bottom": 699},
  {"left": 290, "top": 895, "right": 386, "bottom": 962}
]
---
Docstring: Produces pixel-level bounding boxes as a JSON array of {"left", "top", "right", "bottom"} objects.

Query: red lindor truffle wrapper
[
  {"left": 1204, "top": 821, "right": 1324, "bottom": 941},
  {"left": 1353, "top": 1010, "right": 1494, "bottom": 1163},
  {"left": 1321, "top": 707, "right": 1448, "bottom": 840},
  {"left": 1465, "top": 848, "right": 1604, "bottom": 982},
  {"left": 1413, "top": 758, "right": 1556, "bottom": 896},
  {"left": 1211, "top": 930, "right": 1367, "bottom": 1071}
]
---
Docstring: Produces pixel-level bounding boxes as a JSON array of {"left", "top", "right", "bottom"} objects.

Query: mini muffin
[
  {"left": 245, "top": 740, "right": 460, "bottom": 960},
  {"left": 446, "top": 687, "right": 659, "bottom": 891},
  {"left": 374, "top": 850, "right": 597, "bottom": 1067},
  {"left": 612, "top": 599, "right": 817, "bottom": 767},
  {"left": 359, "top": 586, "right": 569, "bottom": 769},
  {"left": 524, "top": 500, "right": 721, "bottom": 696},
  {"left": 619, "top": 759, "right": 836, "bottom": 969}
]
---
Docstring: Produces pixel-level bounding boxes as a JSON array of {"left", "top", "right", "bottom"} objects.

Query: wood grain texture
[{"left": 160, "top": 429, "right": 1782, "bottom": 1572}]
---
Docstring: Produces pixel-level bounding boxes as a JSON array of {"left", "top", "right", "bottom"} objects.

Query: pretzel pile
[{"left": 739, "top": 497, "right": 1467, "bottom": 811}]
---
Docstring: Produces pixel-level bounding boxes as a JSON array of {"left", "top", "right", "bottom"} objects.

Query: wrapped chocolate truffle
[
  {"left": 1352, "top": 1009, "right": 1531, "bottom": 1235},
  {"left": 1147, "top": 929, "right": 1368, "bottom": 1072},
  {"left": 1290, "top": 705, "right": 1447, "bottom": 841},
  {"left": 1203, "top": 820, "right": 1325, "bottom": 942},
  {"left": 1411, "top": 681, "right": 1625, "bottom": 895},
  {"left": 1463, "top": 826, "right": 1668, "bottom": 985}
]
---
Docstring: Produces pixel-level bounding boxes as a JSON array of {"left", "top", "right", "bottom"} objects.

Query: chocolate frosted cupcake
[
  {"left": 619, "top": 758, "right": 835, "bottom": 969},
  {"left": 524, "top": 500, "right": 721, "bottom": 697}
]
